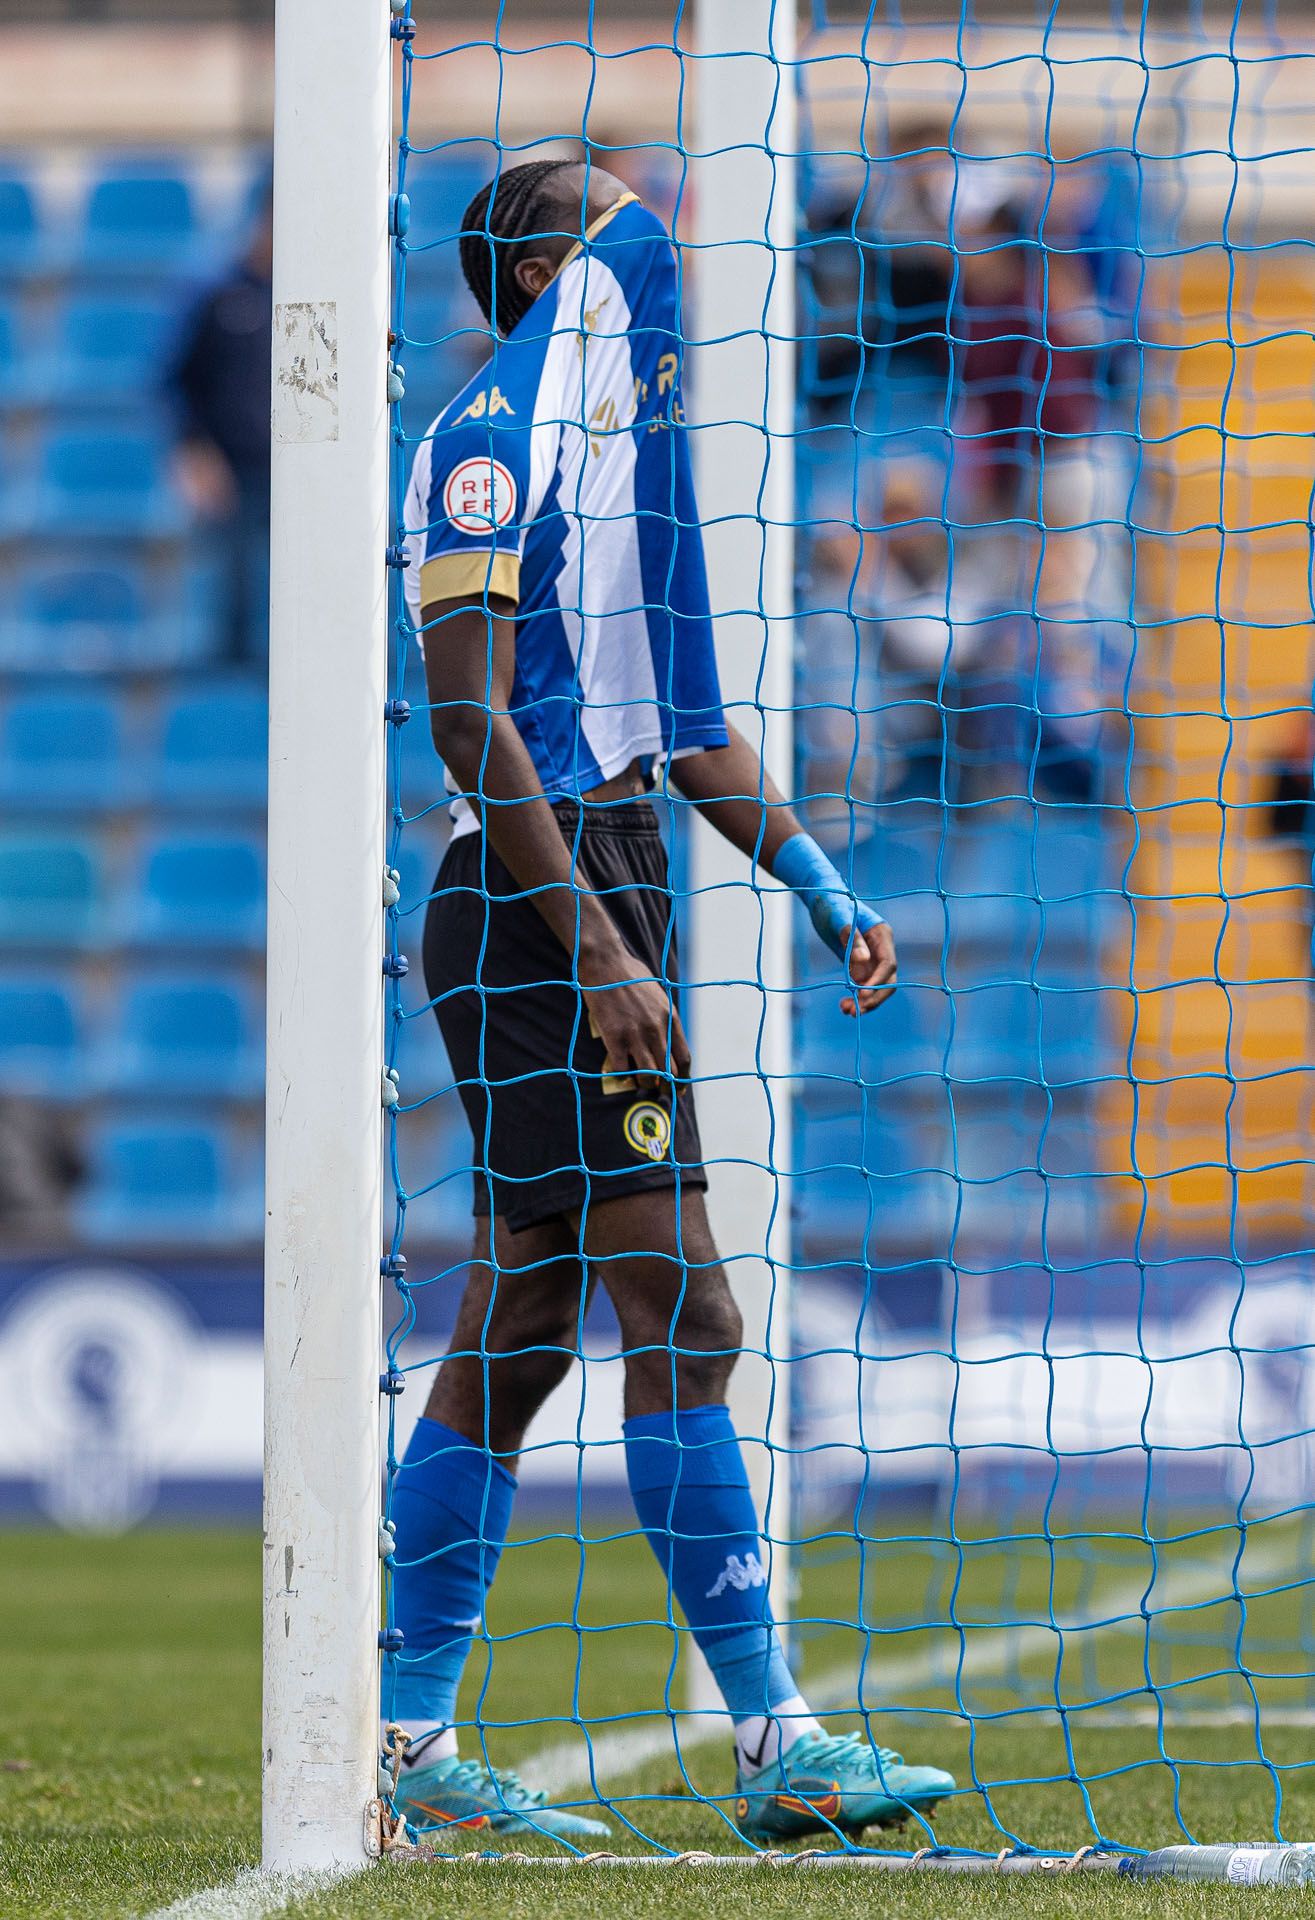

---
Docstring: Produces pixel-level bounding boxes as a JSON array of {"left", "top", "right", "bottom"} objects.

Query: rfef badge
[{"left": 442, "top": 457, "right": 517, "bottom": 535}]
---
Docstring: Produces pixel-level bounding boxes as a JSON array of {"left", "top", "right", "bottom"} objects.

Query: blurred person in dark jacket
[
  {"left": 0, "top": 1097, "right": 83, "bottom": 1243},
  {"left": 167, "top": 193, "right": 272, "bottom": 663},
  {"left": 953, "top": 199, "right": 1099, "bottom": 518},
  {"left": 953, "top": 201, "right": 1125, "bottom": 798},
  {"left": 804, "top": 116, "right": 957, "bottom": 421}
]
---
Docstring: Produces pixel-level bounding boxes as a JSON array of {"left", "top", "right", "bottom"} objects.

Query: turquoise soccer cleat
[
  {"left": 732, "top": 1730, "right": 956, "bottom": 1842},
  {"left": 392, "top": 1752, "right": 612, "bottom": 1842}
]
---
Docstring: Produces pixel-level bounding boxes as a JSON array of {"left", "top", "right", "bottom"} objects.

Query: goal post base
[{"left": 380, "top": 1843, "right": 1315, "bottom": 1883}]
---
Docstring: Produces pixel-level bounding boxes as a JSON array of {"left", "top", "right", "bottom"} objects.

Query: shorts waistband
[{"left": 550, "top": 796, "right": 661, "bottom": 837}]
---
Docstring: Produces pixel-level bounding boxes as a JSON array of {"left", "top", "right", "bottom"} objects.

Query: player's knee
[
  {"left": 624, "top": 1328, "right": 737, "bottom": 1410},
  {"left": 619, "top": 1263, "right": 741, "bottom": 1365},
  {"left": 434, "top": 1317, "right": 580, "bottom": 1452},
  {"left": 685, "top": 1274, "right": 742, "bottom": 1357},
  {"left": 489, "top": 1338, "right": 576, "bottom": 1412},
  {"left": 674, "top": 1272, "right": 741, "bottom": 1402},
  {"left": 675, "top": 1345, "right": 736, "bottom": 1406},
  {"left": 480, "top": 1292, "right": 582, "bottom": 1387}
]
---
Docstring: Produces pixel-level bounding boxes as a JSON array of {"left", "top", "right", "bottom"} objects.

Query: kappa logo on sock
[{"left": 705, "top": 1550, "right": 768, "bottom": 1599}]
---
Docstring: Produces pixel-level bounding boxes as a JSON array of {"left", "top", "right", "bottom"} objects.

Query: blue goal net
[{"left": 378, "top": 0, "right": 1315, "bottom": 1864}]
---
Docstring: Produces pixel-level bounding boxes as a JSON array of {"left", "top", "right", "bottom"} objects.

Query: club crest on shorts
[{"left": 623, "top": 1100, "right": 671, "bottom": 1163}]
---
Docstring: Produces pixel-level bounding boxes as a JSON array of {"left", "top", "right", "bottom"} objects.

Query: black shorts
[{"left": 423, "top": 799, "right": 707, "bottom": 1232}]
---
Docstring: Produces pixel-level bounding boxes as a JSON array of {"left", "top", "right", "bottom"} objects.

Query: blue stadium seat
[
  {"left": 946, "top": 980, "right": 1041, "bottom": 1085},
  {"left": 0, "top": 301, "right": 18, "bottom": 402},
  {"left": 130, "top": 832, "right": 264, "bottom": 947},
  {"left": 794, "top": 1097, "right": 956, "bottom": 1254},
  {"left": 80, "top": 169, "right": 198, "bottom": 269},
  {"left": 795, "top": 976, "right": 947, "bottom": 1098},
  {"left": 1, "top": 561, "right": 150, "bottom": 673},
  {"left": 0, "top": 833, "right": 101, "bottom": 947},
  {"left": 1033, "top": 811, "right": 1115, "bottom": 906},
  {"left": 1035, "top": 985, "right": 1108, "bottom": 1090},
  {"left": 7, "top": 561, "right": 139, "bottom": 670},
  {"left": 107, "top": 973, "right": 261, "bottom": 1098},
  {"left": 154, "top": 684, "right": 267, "bottom": 805},
  {"left": 6, "top": 557, "right": 220, "bottom": 673},
  {"left": 0, "top": 174, "right": 40, "bottom": 273},
  {"left": 29, "top": 427, "right": 182, "bottom": 538},
  {"left": 0, "top": 974, "right": 85, "bottom": 1098},
  {"left": 77, "top": 1117, "right": 256, "bottom": 1243},
  {"left": 38, "top": 296, "right": 170, "bottom": 405},
  {"left": 0, "top": 689, "right": 127, "bottom": 809},
  {"left": 159, "top": 554, "right": 227, "bottom": 670}
]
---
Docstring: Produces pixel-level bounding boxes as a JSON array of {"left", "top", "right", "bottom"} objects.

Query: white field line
[
  {"left": 521, "top": 1539, "right": 1296, "bottom": 1796},
  {"left": 141, "top": 1866, "right": 361, "bottom": 1920},
  {"left": 1076, "top": 1707, "right": 1315, "bottom": 1727}
]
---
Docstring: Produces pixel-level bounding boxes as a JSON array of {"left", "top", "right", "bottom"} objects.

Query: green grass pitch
[{"left": 2, "top": 1525, "right": 1313, "bottom": 1919}]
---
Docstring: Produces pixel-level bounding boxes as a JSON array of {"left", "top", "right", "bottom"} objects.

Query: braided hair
[{"left": 459, "top": 159, "right": 579, "bottom": 335}]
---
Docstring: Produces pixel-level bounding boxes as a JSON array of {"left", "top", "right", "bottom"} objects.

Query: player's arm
[
  {"left": 422, "top": 594, "right": 691, "bottom": 1085},
  {"left": 669, "top": 722, "right": 896, "bottom": 1016}
]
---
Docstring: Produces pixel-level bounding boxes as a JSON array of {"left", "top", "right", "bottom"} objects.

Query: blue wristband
[{"left": 772, "top": 831, "right": 885, "bottom": 962}]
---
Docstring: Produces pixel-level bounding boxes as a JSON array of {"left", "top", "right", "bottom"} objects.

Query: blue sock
[
  {"left": 386, "top": 1417, "right": 515, "bottom": 1731},
  {"left": 624, "top": 1403, "right": 798, "bottom": 1723}
]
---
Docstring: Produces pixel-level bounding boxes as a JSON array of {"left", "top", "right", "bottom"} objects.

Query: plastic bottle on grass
[{"left": 1121, "top": 1846, "right": 1315, "bottom": 1885}]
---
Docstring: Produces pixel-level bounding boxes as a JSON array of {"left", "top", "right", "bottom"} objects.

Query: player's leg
[
  {"left": 422, "top": 1210, "right": 591, "bottom": 1466},
  {"left": 387, "top": 1209, "right": 610, "bottom": 1838},
  {"left": 582, "top": 1183, "right": 954, "bottom": 1840},
  {"left": 580, "top": 1184, "right": 818, "bottom": 1751}
]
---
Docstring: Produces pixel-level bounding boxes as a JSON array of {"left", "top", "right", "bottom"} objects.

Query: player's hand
[
  {"left": 578, "top": 941, "right": 691, "bottom": 1091},
  {"left": 174, "top": 440, "right": 238, "bottom": 519},
  {"left": 840, "top": 919, "right": 897, "bottom": 1017}
]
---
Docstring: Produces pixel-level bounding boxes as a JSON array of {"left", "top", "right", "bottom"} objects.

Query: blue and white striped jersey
[{"left": 403, "top": 194, "right": 728, "bottom": 833}]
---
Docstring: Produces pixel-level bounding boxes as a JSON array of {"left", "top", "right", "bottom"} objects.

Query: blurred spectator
[
  {"left": 0, "top": 1097, "right": 82, "bottom": 1243},
  {"left": 166, "top": 193, "right": 272, "bottom": 664},
  {"left": 795, "top": 490, "right": 879, "bottom": 840},
  {"left": 799, "top": 461, "right": 1004, "bottom": 815},
  {"left": 1043, "top": 144, "right": 1143, "bottom": 407},
  {"left": 952, "top": 199, "right": 1100, "bottom": 518},
  {"left": 801, "top": 130, "right": 1144, "bottom": 810},
  {"left": 804, "top": 116, "right": 957, "bottom": 418},
  {"left": 862, "top": 461, "right": 1008, "bottom": 801},
  {"left": 953, "top": 200, "right": 1132, "bottom": 797},
  {"left": 1267, "top": 716, "right": 1315, "bottom": 963}
]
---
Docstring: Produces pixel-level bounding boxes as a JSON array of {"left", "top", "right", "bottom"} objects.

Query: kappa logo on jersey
[
  {"left": 623, "top": 1100, "right": 671, "bottom": 1163},
  {"left": 705, "top": 1551, "right": 768, "bottom": 1600},
  {"left": 453, "top": 384, "right": 516, "bottom": 424},
  {"left": 442, "top": 456, "right": 517, "bottom": 536}
]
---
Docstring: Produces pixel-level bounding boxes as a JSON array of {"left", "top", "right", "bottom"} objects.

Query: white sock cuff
[
  {"left": 733, "top": 1696, "right": 822, "bottom": 1772},
  {"left": 379, "top": 1718, "right": 458, "bottom": 1767}
]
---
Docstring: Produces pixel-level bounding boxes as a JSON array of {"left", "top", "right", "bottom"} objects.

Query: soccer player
[{"left": 389, "top": 158, "right": 955, "bottom": 1845}]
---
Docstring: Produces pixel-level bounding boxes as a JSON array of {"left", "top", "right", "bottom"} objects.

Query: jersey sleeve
[{"left": 417, "top": 412, "right": 531, "bottom": 609}]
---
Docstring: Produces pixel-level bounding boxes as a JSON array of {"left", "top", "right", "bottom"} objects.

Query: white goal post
[
  {"left": 686, "top": 0, "right": 798, "bottom": 1719},
  {"left": 262, "top": 0, "right": 391, "bottom": 1874}
]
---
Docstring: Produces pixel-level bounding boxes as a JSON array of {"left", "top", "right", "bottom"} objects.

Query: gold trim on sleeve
[{"left": 420, "top": 550, "right": 521, "bottom": 608}]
